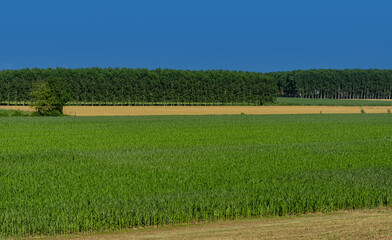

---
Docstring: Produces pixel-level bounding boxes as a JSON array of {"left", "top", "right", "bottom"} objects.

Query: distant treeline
[
  {"left": 1, "top": 68, "right": 392, "bottom": 106},
  {"left": 268, "top": 69, "right": 392, "bottom": 99},
  {"left": 0, "top": 68, "right": 277, "bottom": 106}
]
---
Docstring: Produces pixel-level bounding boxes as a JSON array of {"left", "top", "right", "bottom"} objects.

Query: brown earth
[
  {"left": 1, "top": 105, "right": 392, "bottom": 116},
  {"left": 32, "top": 208, "right": 392, "bottom": 240}
]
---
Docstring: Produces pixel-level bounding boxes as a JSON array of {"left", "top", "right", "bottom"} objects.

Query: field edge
[{"left": 27, "top": 207, "right": 392, "bottom": 240}]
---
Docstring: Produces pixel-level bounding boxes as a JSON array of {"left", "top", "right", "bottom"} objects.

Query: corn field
[{"left": 1, "top": 114, "right": 392, "bottom": 237}]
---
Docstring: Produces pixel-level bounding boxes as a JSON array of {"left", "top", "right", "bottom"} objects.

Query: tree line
[
  {"left": 2, "top": 68, "right": 392, "bottom": 106},
  {"left": 0, "top": 68, "right": 277, "bottom": 106},
  {"left": 268, "top": 69, "right": 392, "bottom": 99}
]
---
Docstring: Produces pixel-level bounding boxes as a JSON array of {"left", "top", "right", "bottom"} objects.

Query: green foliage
[
  {"left": 267, "top": 69, "right": 392, "bottom": 99},
  {"left": 30, "top": 77, "right": 70, "bottom": 115},
  {"left": 10, "top": 110, "right": 27, "bottom": 117},
  {"left": 0, "top": 109, "right": 30, "bottom": 117},
  {"left": 1, "top": 114, "right": 392, "bottom": 237},
  {"left": 2, "top": 68, "right": 392, "bottom": 106},
  {"left": 272, "top": 97, "right": 392, "bottom": 106},
  {"left": 0, "top": 68, "right": 277, "bottom": 106}
]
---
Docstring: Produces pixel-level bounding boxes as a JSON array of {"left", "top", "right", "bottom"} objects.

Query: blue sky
[{"left": 1, "top": 0, "right": 391, "bottom": 72}]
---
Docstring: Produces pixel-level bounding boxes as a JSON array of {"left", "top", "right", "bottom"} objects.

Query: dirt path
[
  {"left": 34, "top": 208, "right": 392, "bottom": 240},
  {"left": 2, "top": 105, "right": 392, "bottom": 116}
]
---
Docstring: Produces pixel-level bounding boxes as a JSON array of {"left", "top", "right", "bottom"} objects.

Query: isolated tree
[{"left": 30, "top": 77, "right": 70, "bottom": 116}]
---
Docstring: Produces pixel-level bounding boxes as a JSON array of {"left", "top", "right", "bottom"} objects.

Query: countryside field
[
  {"left": 2, "top": 97, "right": 392, "bottom": 116},
  {"left": 2, "top": 3, "right": 392, "bottom": 239},
  {"left": 1, "top": 114, "right": 392, "bottom": 238},
  {"left": 46, "top": 208, "right": 392, "bottom": 240},
  {"left": 1, "top": 105, "right": 392, "bottom": 116}
]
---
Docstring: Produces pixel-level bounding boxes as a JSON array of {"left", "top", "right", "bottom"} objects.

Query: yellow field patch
[{"left": 1, "top": 105, "right": 392, "bottom": 116}]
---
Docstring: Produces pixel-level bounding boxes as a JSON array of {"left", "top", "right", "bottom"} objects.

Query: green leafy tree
[{"left": 30, "top": 77, "right": 70, "bottom": 116}]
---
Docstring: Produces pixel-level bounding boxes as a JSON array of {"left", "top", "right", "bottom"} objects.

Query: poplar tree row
[
  {"left": 0, "top": 68, "right": 277, "bottom": 106},
  {"left": 268, "top": 69, "right": 392, "bottom": 99}
]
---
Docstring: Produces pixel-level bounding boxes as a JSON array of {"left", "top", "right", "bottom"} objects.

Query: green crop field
[
  {"left": 273, "top": 97, "right": 392, "bottom": 106},
  {"left": 1, "top": 114, "right": 392, "bottom": 237},
  {"left": 0, "top": 109, "right": 31, "bottom": 117}
]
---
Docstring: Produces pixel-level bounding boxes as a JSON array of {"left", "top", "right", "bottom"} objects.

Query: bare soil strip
[
  {"left": 33, "top": 208, "right": 392, "bottom": 240},
  {"left": 1, "top": 105, "right": 392, "bottom": 116}
]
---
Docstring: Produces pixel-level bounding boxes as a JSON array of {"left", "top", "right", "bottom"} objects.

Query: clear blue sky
[{"left": 1, "top": 0, "right": 391, "bottom": 72}]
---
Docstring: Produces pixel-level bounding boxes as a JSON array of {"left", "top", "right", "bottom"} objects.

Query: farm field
[
  {"left": 0, "top": 109, "right": 31, "bottom": 117},
  {"left": 1, "top": 105, "right": 392, "bottom": 116},
  {"left": 45, "top": 208, "right": 392, "bottom": 240},
  {"left": 1, "top": 114, "right": 392, "bottom": 238}
]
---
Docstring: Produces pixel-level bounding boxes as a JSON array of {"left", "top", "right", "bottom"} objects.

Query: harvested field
[{"left": 1, "top": 105, "right": 392, "bottom": 116}]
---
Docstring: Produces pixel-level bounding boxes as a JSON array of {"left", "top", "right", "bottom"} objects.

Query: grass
[
  {"left": 1, "top": 114, "right": 392, "bottom": 237},
  {"left": 0, "top": 109, "right": 31, "bottom": 117},
  {"left": 273, "top": 97, "right": 392, "bottom": 106}
]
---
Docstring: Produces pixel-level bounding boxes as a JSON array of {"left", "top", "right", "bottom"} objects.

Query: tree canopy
[
  {"left": 267, "top": 69, "right": 392, "bottom": 99},
  {"left": 0, "top": 68, "right": 277, "bottom": 106},
  {"left": 30, "top": 77, "right": 70, "bottom": 115}
]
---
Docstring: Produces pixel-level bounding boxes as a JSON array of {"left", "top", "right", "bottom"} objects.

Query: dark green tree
[{"left": 30, "top": 77, "right": 70, "bottom": 116}]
